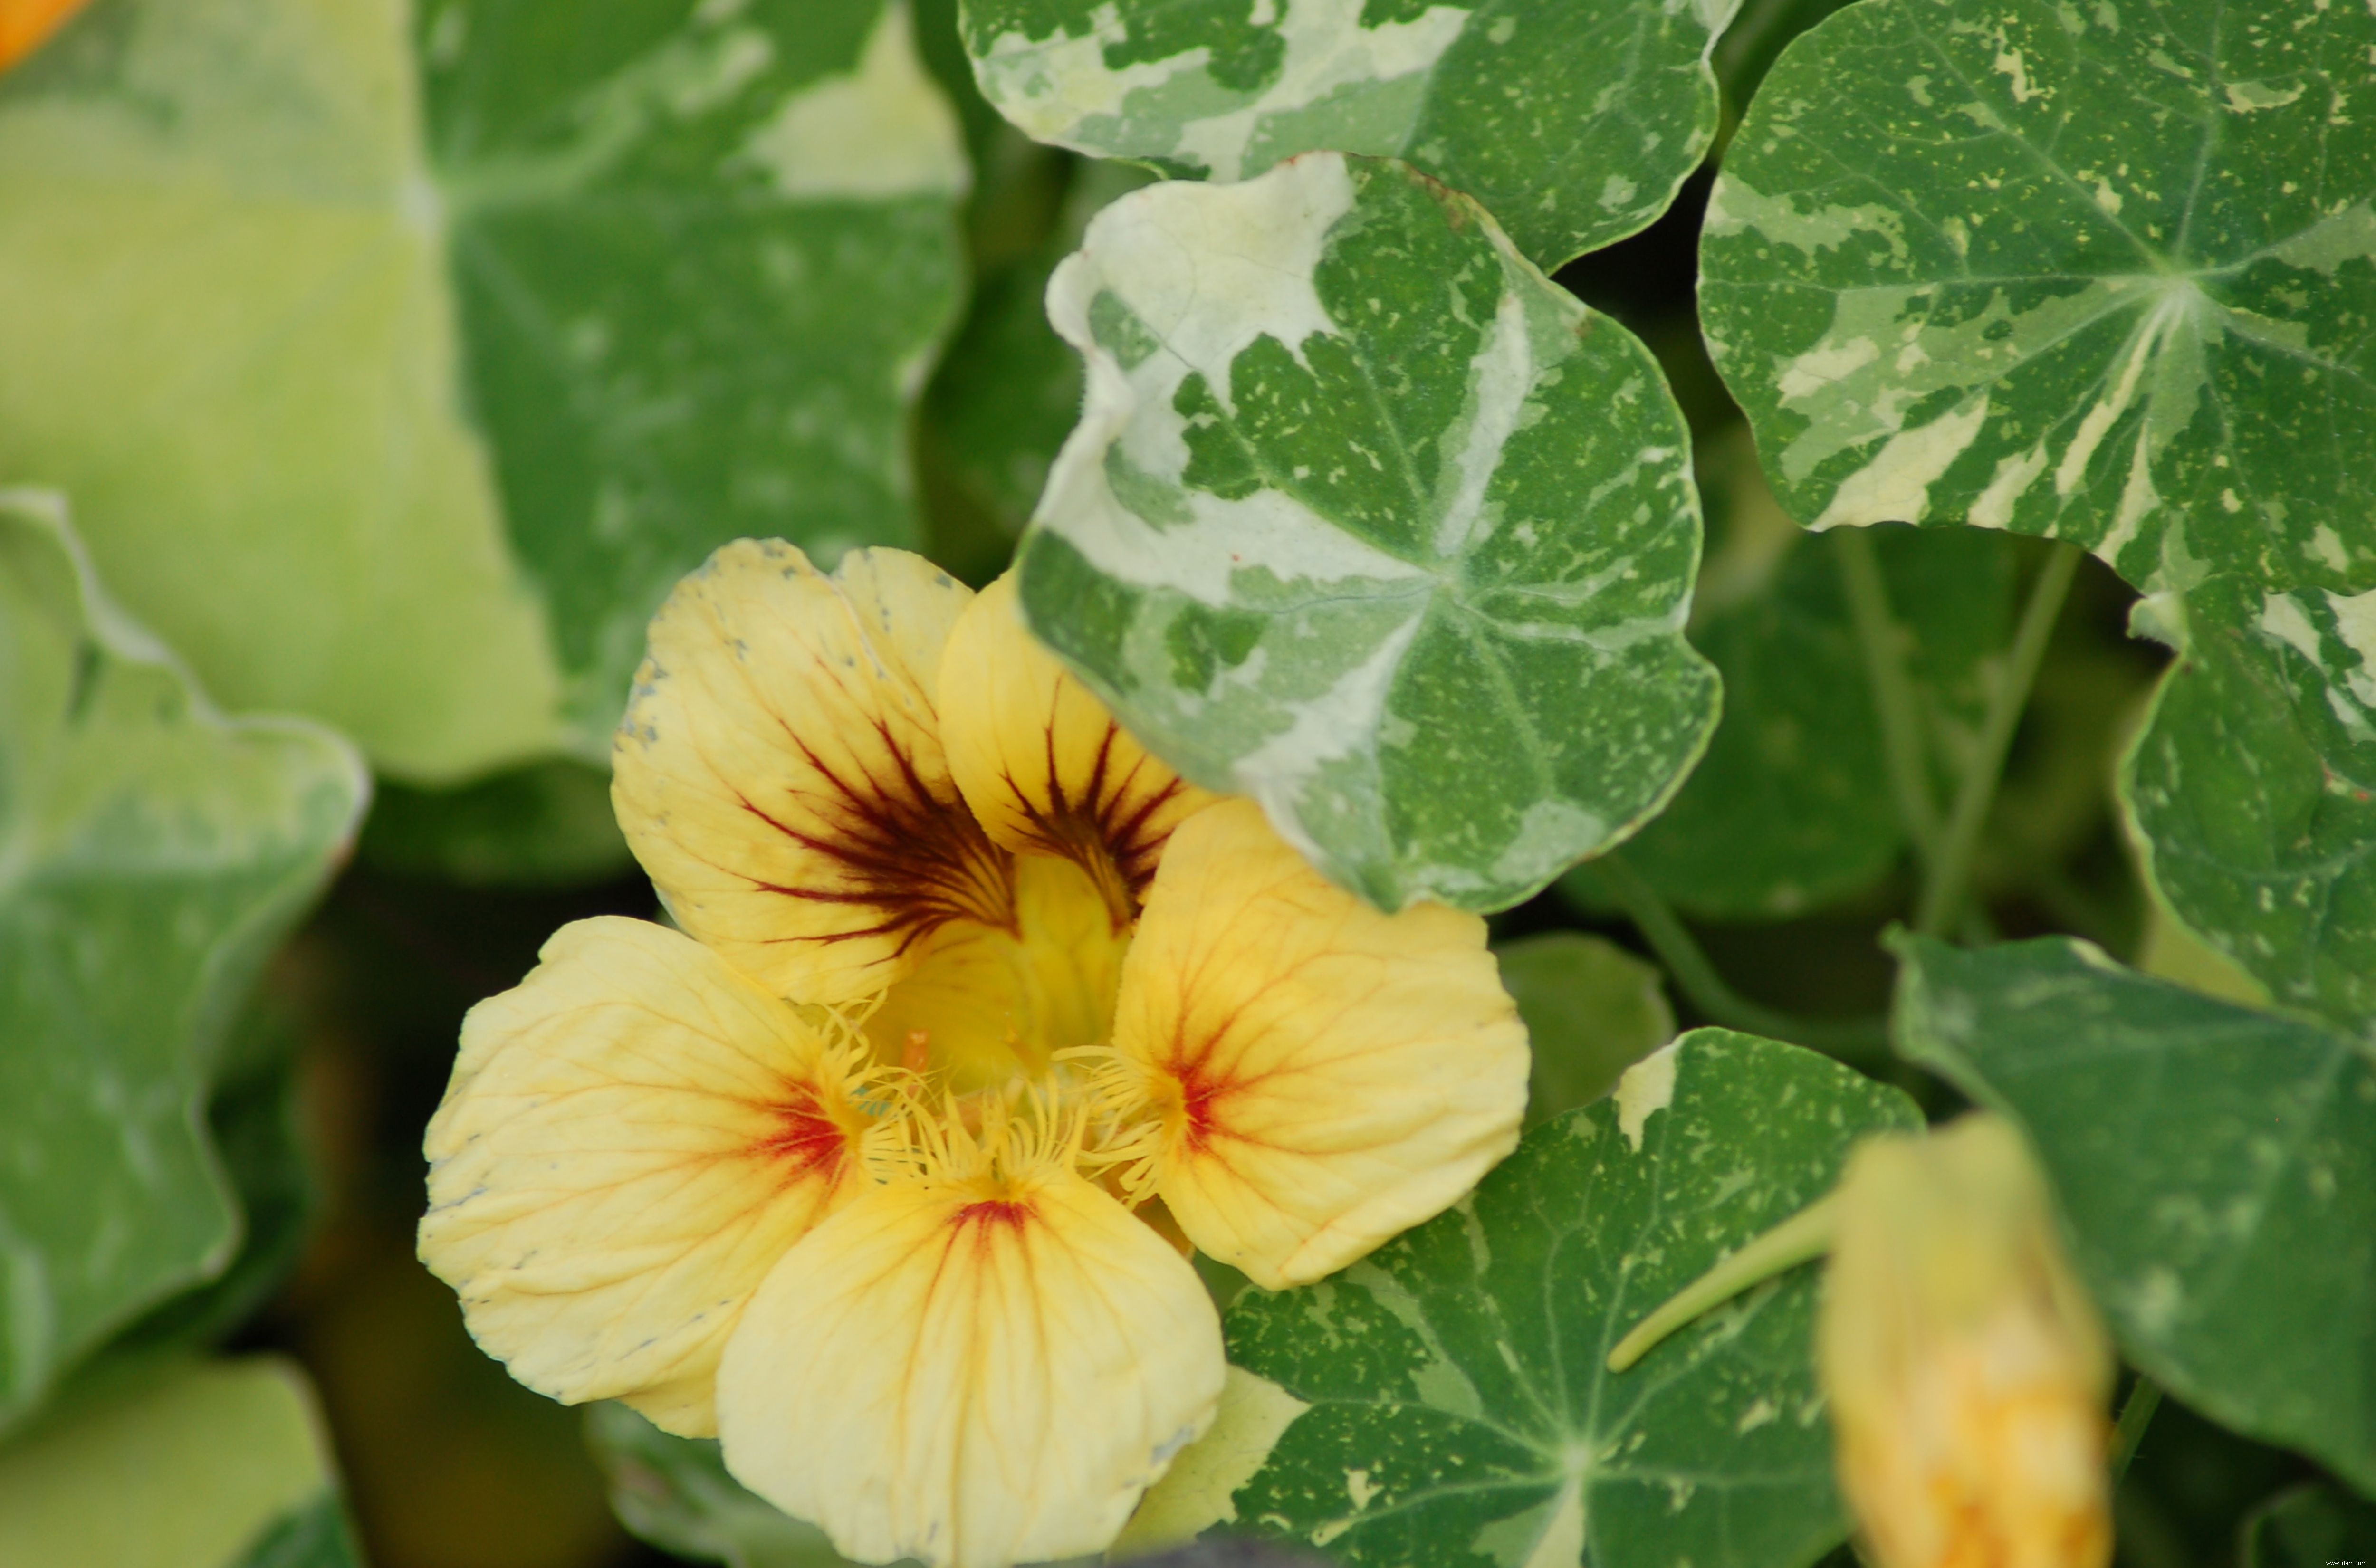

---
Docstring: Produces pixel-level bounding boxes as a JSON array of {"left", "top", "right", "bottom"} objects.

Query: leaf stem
[
  {"left": 1834, "top": 527, "right": 1942, "bottom": 870},
  {"left": 1913, "top": 543, "right": 2082, "bottom": 938},
  {"left": 1607, "top": 1193, "right": 1839, "bottom": 1372},
  {"left": 1586, "top": 856, "right": 1891, "bottom": 1062},
  {"left": 2111, "top": 1375, "right": 2163, "bottom": 1485}
]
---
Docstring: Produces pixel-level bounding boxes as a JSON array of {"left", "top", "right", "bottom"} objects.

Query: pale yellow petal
[
  {"left": 613, "top": 540, "right": 1014, "bottom": 1005},
  {"left": 939, "top": 573, "right": 1216, "bottom": 925},
  {"left": 1111, "top": 800, "right": 1529, "bottom": 1289},
  {"left": 715, "top": 1168, "right": 1223, "bottom": 1568},
  {"left": 420, "top": 917, "right": 871, "bottom": 1436}
]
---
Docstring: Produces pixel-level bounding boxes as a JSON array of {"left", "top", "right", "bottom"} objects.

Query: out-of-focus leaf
[
  {"left": 1700, "top": 0, "right": 2376, "bottom": 596},
  {"left": 359, "top": 759, "right": 630, "bottom": 889},
  {"left": 1493, "top": 931, "right": 1673, "bottom": 1122},
  {"left": 0, "top": 0, "right": 969, "bottom": 777},
  {"left": 0, "top": 492, "right": 366, "bottom": 1432},
  {"left": 1616, "top": 433, "right": 2011, "bottom": 918},
  {"left": 0, "top": 1356, "right": 362, "bottom": 1568},
  {"left": 1211, "top": 1030, "right": 1920, "bottom": 1568},
  {"left": 1019, "top": 153, "right": 1717, "bottom": 912},
  {"left": 2124, "top": 574, "right": 2376, "bottom": 1029},
  {"left": 2241, "top": 1482, "right": 2376, "bottom": 1568},
  {"left": 960, "top": 0, "right": 1740, "bottom": 268},
  {"left": 1894, "top": 935, "right": 2376, "bottom": 1492},
  {"left": 586, "top": 1401, "right": 867, "bottom": 1568}
]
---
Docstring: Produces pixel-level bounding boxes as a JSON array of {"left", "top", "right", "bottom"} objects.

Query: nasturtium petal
[
  {"left": 420, "top": 916, "right": 873, "bottom": 1438},
  {"left": 716, "top": 1166, "right": 1224, "bottom": 1568},
  {"left": 613, "top": 540, "right": 1000, "bottom": 1007},
  {"left": 0, "top": 0, "right": 89, "bottom": 73},
  {"left": 0, "top": 0, "right": 970, "bottom": 776},
  {"left": 1216, "top": 1029, "right": 1922, "bottom": 1568},
  {"left": 1893, "top": 935, "right": 2376, "bottom": 1492},
  {"left": 1110, "top": 800, "right": 1528, "bottom": 1289},
  {"left": 2123, "top": 575, "right": 2376, "bottom": 1029},
  {"left": 958, "top": 0, "right": 1739, "bottom": 268},
  {"left": 1018, "top": 153, "right": 1718, "bottom": 913},
  {"left": 1699, "top": 0, "right": 2376, "bottom": 595},
  {"left": 586, "top": 1401, "right": 862, "bottom": 1568},
  {"left": 0, "top": 493, "right": 367, "bottom": 1432},
  {"left": 939, "top": 572, "right": 1217, "bottom": 920}
]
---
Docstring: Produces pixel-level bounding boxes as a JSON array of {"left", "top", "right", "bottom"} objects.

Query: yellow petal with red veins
[
  {"left": 939, "top": 572, "right": 1216, "bottom": 926},
  {"left": 716, "top": 1165, "right": 1223, "bottom": 1568},
  {"left": 613, "top": 540, "right": 1014, "bottom": 1005},
  {"left": 419, "top": 917, "right": 872, "bottom": 1437},
  {"left": 1108, "top": 800, "right": 1528, "bottom": 1289}
]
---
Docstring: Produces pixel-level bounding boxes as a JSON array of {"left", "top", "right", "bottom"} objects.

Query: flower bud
[{"left": 1819, "top": 1113, "right": 2114, "bottom": 1568}]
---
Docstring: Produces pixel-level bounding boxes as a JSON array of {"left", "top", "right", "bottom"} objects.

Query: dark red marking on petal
[
  {"left": 753, "top": 1082, "right": 848, "bottom": 1186},
  {"left": 951, "top": 1199, "right": 1033, "bottom": 1238},
  {"left": 995, "top": 707, "right": 1195, "bottom": 928}
]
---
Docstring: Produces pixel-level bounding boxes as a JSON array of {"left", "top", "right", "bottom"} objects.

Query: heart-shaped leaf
[
  {"left": 1700, "top": 0, "right": 2376, "bottom": 595},
  {"left": 1018, "top": 153, "right": 1717, "bottom": 912},
  {"left": 1893, "top": 935, "right": 2376, "bottom": 1492}
]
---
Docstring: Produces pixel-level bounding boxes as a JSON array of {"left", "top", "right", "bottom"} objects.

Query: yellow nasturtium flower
[
  {"left": 419, "top": 542, "right": 1530, "bottom": 1568},
  {"left": 0, "top": 0, "right": 91, "bottom": 73},
  {"left": 1820, "top": 1114, "right": 2115, "bottom": 1568}
]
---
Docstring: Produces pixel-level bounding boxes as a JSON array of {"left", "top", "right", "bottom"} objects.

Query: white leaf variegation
[{"left": 1018, "top": 153, "right": 1717, "bottom": 913}]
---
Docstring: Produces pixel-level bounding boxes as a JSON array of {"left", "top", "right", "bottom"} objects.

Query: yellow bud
[{"left": 1819, "top": 1114, "right": 2114, "bottom": 1568}]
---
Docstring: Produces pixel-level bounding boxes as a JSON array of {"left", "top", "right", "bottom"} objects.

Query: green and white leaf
[
  {"left": 959, "top": 0, "right": 1743, "bottom": 268},
  {"left": 1699, "top": 0, "right": 2376, "bottom": 595},
  {"left": 1614, "top": 436, "right": 2011, "bottom": 918},
  {"left": 0, "top": 493, "right": 367, "bottom": 1432},
  {"left": 1017, "top": 153, "right": 1718, "bottom": 912},
  {"left": 0, "top": 1357, "right": 362, "bottom": 1568},
  {"left": 1493, "top": 931, "right": 1674, "bottom": 1123},
  {"left": 0, "top": 0, "right": 968, "bottom": 776},
  {"left": 586, "top": 1401, "right": 865, "bottom": 1568},
  {"left": 2124, "top": 574, "right": 2376, "bottom": 1030},
  {"left": 1893, "top": 935, "right": 2376, "bottom": 1492},
  {"left": 1207, "top": 1028, "right": 1920, "bottom": 1568}
]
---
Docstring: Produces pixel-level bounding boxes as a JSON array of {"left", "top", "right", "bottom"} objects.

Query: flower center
[{"left": 860, "top": 853, "right": 1133, "bottom": 1094}]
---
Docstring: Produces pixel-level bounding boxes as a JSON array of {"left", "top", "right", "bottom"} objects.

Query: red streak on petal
[
  {"left": 753, "top": 1084, "right": 846, "bottom": 1186},
  {"left": 951, "top": 1199, "right": 1032, "bottom": 1237}
]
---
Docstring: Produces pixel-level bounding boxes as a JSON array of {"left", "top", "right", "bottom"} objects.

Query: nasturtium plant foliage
[
  {"left": 4, "top": 0, "right": 2375, "bottom": 1560},
  {"left": 0, "top": 0, "right": 968, "bottom": 774},
  {"left": 1701, "top": 0, "right": 2376, "bottom": 594},
  {"left": 1017, "top": 153, "right": 1718, "bottom": 911},
  {"left": 0, "top": 493, "right": 366, "bottom": 1433},
  {"left": 958, "top": 0, "right": 1741, "bottom": 268},
  {"left": 1205, "top": 1030, "right": 1918, "bottom": 1568}
]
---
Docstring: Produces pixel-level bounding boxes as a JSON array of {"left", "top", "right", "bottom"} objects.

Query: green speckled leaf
[
  {"left": 1617, "top": 437, "right": 2012, "bottom": 918},
  {"left": 1217, "top": 1028, "right": 1920, "bottom": 1568},
  {"left": 2123, "top": 574, "right": 2376, "bottom": 1030},
  {"left": 0, "top": 1357, "right": 361, "bottom": 1568},
  {"left": 0, "top": 494, "right": 367, "bottom": 1432},
  {"left": 586, "top": 1402, "right": 866, "bottom": 1568},
  {"left": 959, "top": 0, "right": 1741, "bottom": 268},
  {"left": 1493, "top": 932, "right": 1673, "bottom": 1123},
  {"left": 0, "top": 0, "right": 967, "bottom": 774},
  {"left": 1893, "top": 935, "right": 2376, "bottom": 1492},
  {"left": 1018, "top": 153, "right": 1718, "bottom": 912},
  {"left": 1699, "top": 0, "right": 2376, "bottom": 595},
  {"left": 2241, "top": 1483, "right": 2376, "bottom": 1568}
]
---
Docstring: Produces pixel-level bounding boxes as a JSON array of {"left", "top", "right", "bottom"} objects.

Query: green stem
[
  {"left": 1834, "top": 528, "right": 1942, "bottom": 870},
  {"left": 2110, "top": 1375, "right": 2163, "bottom": 1485},
  {"left": 1589, "top": 856, "right": 1891, "bottom": 1061},
  {"left": 1913, "top": 543, "right": 2082, "bottom": 938},
  {"left": 1607, "top": 1194, "right": 1839, "bottom": 1372}
]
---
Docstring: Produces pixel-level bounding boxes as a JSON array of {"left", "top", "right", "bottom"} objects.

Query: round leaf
[
  {"left": 1700, "top": 0, "right": 2376, "bottom": 594},
  {"left": 1018, "top": 153, "right": 1718, "bottom": 912},
  {"left": 959, "top": 0, "right": 1742, "bottom": 269},
  {"left": 1493, "top": 931, "right": 1673, "bottom": 1123},
  {"left": 1214, "top": 1028, "right": 1921, "bottom": 1568},
  {"left": 1893, "top": 935, "right": 2376, "bottom": 1492}
]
